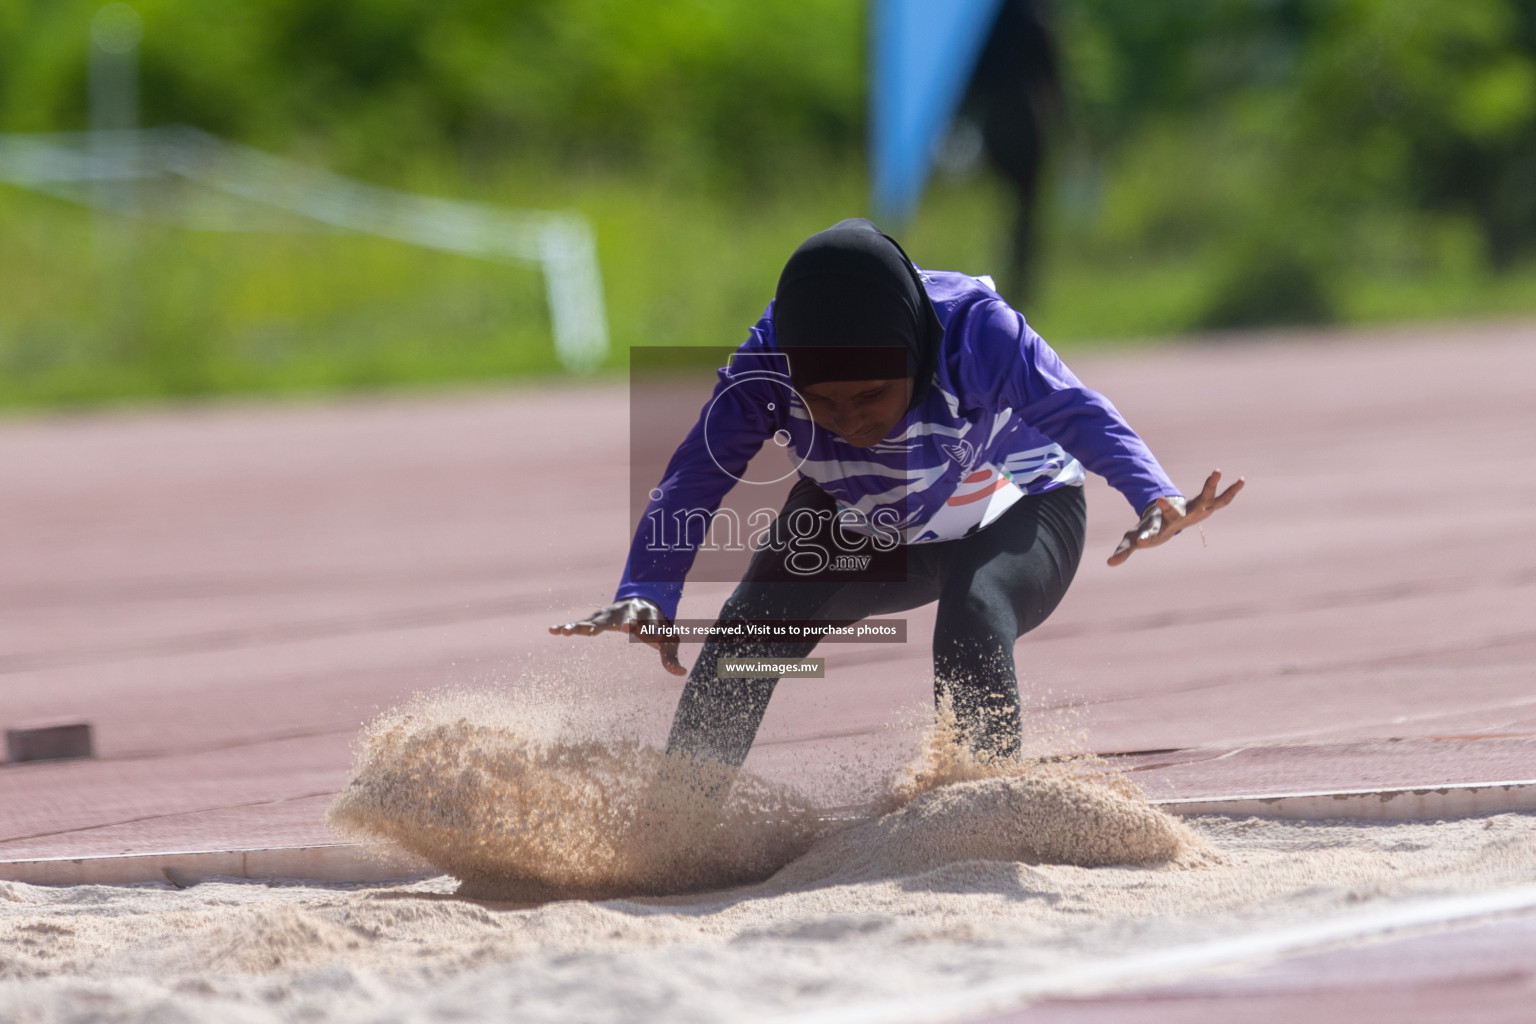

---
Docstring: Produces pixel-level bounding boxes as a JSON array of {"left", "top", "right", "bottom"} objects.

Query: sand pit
[
  {"left": 324, "top": 691, "right": 825, "bottom": 900},
  {"left": 8, "top": 692, "right": 1536, "bottom": 1022},
  {"left": 324, "top": 691, "right": 1201, "bottom": 900},
  {"left": 5, "top": 813, "right": 1536, "bottom": 1023}
]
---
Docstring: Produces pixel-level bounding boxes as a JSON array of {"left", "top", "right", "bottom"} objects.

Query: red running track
[{"left": 2, "top": 319, "right": 1535, "bottom": 861}]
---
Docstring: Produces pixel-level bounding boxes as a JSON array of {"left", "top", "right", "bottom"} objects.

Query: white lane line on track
[{"left": 762, "top": 883, "right": 1536, "bottom": 1024}]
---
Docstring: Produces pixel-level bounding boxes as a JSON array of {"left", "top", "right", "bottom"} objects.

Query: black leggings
[{"left": 665, "top": 478, "right": 1087, "bottom": 767}]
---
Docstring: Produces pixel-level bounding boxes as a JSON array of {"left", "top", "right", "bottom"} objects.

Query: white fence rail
[{"left": 0, "top": 125, "right": 608, "bottom": 372}]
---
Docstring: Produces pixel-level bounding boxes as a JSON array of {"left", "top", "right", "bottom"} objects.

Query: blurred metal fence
[{"left": 0, "top": 125, "right": 609, "bottom": 372}]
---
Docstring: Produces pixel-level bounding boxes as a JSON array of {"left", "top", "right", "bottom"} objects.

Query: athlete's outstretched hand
[
  {"left": 1108, "top": 470, "right": 1245, "bottom": 567},
  {"left": 549, "top": 597, "right": 687, "bottom": 676}
]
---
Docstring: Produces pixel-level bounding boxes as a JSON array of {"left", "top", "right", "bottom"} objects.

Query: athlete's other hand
[
  {"left": 1108, "top": 470, "right": 1245, "bottom": 567},
  {"left": 549, "top": 598, "right": 687, "bottom": 676}
]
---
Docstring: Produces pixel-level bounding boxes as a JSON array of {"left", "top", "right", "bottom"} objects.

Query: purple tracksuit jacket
[{"left": 616, "top": 269, "right": 1178, "bottom": 620}]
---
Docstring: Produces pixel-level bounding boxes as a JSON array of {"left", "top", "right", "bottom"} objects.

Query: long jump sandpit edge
[
  {"left": 3, "top": 779, "right": 1534, "bottom": 888},
  {"left": 0, "top": 843, "right": 431, "bottom": 888}
]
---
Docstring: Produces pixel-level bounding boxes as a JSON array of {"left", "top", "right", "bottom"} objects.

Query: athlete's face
[{"left": 798, "top": 377, "right": 914, "bottom": 448}]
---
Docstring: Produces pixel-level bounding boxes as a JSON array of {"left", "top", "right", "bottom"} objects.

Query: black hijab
[{"left": 772, "top": 218, "right": 944, "bottom": 411}]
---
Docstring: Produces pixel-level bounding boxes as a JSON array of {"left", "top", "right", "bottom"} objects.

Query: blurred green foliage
[
  {"left": 1053, "top": 0, "right": 1536, "bottom": 327},
  {"left": 2, "top": 0, "right": 1535, "bottom": 406},
  {"left": 0, "top": 0, "right": 863, "bottom": 186}
]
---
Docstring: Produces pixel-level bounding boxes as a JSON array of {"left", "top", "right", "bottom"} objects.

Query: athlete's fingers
[
  {"left": 1181, "top": 475, "right": 1244, "bottom": 524},
  {"left": 1108, "top": 531, "right": 1138, "bottom": 566},
  {"left": 632, "top": 614, "right": 688, "bottom": 675},
  {"left": 1110, "top": 498, "right": 1165, "bottom": 565},
  {"left": 1198, "top": 470, "right": 1222, "bottom": 506},
  {"left": 611, "top": 602, "right": 685, "bottom": 675},
  {"left": 1210, "top": 476, "right": 1245, "bottom": 509},
  {"left": 549, "top": 603, "right": 628, "bottom": 636},
  {"left": 658, "top": 642, "right": 687, "bottom": 676}
]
